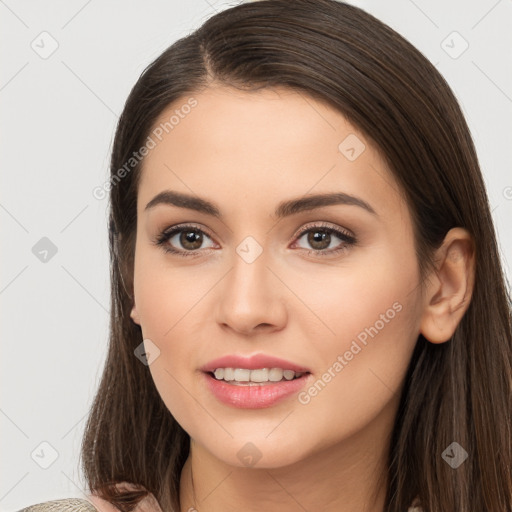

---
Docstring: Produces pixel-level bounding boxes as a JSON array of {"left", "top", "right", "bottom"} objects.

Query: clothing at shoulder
[
  {"left": 17, "top": 498, "right": 99, "bottom": 512},
  {"left": 18, "top": 494, "right": 420, "bottom": 512},
  {"left": 88, "top": 486, "right": 163, "bottom": 512},
  {"left": 17, "top": 494, "right": 143, "bottom": 512},
  {"left": 18, "top": 481, "right": 162, "bottom": 512}
]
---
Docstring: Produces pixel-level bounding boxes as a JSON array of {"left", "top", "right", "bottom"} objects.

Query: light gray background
[{"left": 1, "top": 1, "right": 511, "bottom": 510}]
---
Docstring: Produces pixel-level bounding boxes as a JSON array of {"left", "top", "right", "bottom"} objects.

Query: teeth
[
  {"left": 283, "top": 370, "right": 295, "bottom": 380},
  {"left": 250, "top": 368, "right": 269, "bottom": 382},
  {"left": 268, "top": 368, "right": 283, "bottom": 381},
  {"left": 211, "top": 367, "right": 305, "bottom": 383},
  {"left": 224, "top": 368, "right": 235, "bottom": 380},
  {"left": 234, "top": 368, "right": 250, "bottom": 382}
]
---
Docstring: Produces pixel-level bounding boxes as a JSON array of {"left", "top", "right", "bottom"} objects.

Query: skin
[{"left": 127, "top": 84, "right": 475, "bottom": 512}]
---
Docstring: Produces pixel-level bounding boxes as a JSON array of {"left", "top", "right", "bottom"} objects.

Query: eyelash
[{"left": 152, "top": 222, "right": 357, "bottom": 258}]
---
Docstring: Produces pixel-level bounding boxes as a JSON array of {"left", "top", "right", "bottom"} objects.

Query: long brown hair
[{"left": 80, "top": 1, "right": 512, "bottom": 510}]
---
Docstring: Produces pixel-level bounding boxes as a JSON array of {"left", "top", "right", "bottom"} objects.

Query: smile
[
  {"left": 211, "top": 367, "right": 306, "bottom": 383},
  {"left": 204, "top": 370, "right": 311, "bottom": 408}
]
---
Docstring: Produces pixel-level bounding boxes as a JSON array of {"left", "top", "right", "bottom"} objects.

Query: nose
[{"left": 214, "top": 248, "right": 288, "bottom": 337}]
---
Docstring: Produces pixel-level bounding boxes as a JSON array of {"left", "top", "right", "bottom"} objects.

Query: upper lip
[{"left": 200, "top": 353, "right": 311, "bottom": 373}]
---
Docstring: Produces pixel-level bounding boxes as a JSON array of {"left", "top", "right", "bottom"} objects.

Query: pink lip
[
  {"left": 200, "top": 353, "right": 311, "bottom": 373},
  {"left": 203, "top": 373, "right": 311, "bottom": 409},
  {"left": 200, "top": 353, "right": 312, "bottom": 409}
]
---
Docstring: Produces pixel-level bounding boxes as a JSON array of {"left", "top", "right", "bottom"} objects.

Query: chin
[{"left": 204, "top": 436, "right": 310, "bottom": 470}]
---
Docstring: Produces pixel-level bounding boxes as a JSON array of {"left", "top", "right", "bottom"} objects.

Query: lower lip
[{"left": 204, "top": 372, "right": 311, "bottom": 409}]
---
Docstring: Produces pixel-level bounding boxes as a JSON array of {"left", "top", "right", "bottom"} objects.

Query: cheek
[
  {"left": 133, "top": 247, "right": 204, "bottom": 339},
  {"left": 133, "top": 251, "right": 214, "bottom": 427},
  {"left": 290, "top": 246, "right": 420, "bottom": 403},
  {"left": 295, "top": 248, "right": 418, "bottom": 382},
  {"left": 291, "top": 246, "right": 418, "bottom": 348}
]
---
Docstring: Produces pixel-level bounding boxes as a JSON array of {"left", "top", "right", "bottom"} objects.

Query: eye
[
  {"left": 292, "top": 222, "right": 356, "bottom": 257},
  {"left": 153, "top": 221, "right": 357, "bottom": 258},
  {"left": 152, "top": 224, "right": 216, "bottom": 257}
]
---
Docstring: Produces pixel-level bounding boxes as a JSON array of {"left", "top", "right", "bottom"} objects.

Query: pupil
[
  {"left": 309, "top": 230, "right": 330, "bottom": 249},
  {"left": 181, "top": 230, "right": 202, "bottom": 249}
]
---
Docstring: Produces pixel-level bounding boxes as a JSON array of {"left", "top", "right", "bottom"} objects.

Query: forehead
[{"left": 136, "top": 85, "right": 407, "bottom": 223}]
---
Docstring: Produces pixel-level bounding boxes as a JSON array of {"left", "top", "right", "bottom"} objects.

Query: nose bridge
[
  {"left": 228, "top": 235, "right": 271, "bottom": 304},
  {"left": 215, "top": 234, "right": 287, "bottom": 333}
]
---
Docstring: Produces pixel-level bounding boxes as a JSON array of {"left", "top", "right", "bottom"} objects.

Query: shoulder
[
  {"left": 86, "top": 486, "right": 141, "bottom": 512},
  {"left": 86, "top": 494, "right": 121, "bottom": 512},
  {"left": 18, "top": 492, "right": 135, "bottom": 512},
  {"left": 87, "top": 482, "right": 163, "bottom": 512},
  {"left": 17, "top": 490, "right": 126, "bottom": 512},
  {"left": 17, "top": 497, "right": 99, "bottom": 512}
]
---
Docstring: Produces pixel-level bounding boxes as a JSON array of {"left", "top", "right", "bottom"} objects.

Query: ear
[
  {"left": 130, "top": 304, "right": 141, "bottom": 325},
  {"left": 419, "top": 227, "right": 475, "bottom": 344}
]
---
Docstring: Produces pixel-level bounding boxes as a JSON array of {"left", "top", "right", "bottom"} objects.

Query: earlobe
[
  {"left": 130, "top": 305, "right": 141, "bottom": 325},
  {"left": 419, "top": 227, "right": 475, "bottom": 344}
]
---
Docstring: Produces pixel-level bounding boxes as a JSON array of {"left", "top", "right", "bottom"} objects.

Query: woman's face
[{"left": 130, "top": 85, "right": 424, "bottom": 468}]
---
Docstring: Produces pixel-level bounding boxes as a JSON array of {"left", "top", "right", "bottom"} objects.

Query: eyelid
[
  {"left": 154, "top": 220, "right": 356, "bottom": 257},
  {"left": 156, "top": 222, "right": 353, "bottom": 244},
  {"left": 159, "top": 222, "right": 216, "bottom": 242},
  {"left": 151, "top": 222, "right": 218, "bottom": 256},
  {"left": 292, "top": 221, "right": 355, "bottom": 241}
]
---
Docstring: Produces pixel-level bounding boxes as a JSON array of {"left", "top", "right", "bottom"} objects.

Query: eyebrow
[{"left": 144, "top": 190, "right": 377, "bottom": 218}]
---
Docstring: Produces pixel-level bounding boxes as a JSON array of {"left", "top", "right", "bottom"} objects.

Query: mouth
[
  {"left": 200, "top": 353, "right": 312, "bottom": 408},
  {"left": 200, "top": 353, "right": 311, "bottom": 374},
  {"left": 202, "top": 368, "right": 312, "bottom": 408},
  {"left": 206, "top": 367, "right": 308, "bottom": 385}
]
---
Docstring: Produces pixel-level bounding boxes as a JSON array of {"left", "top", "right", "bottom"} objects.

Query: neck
[{"left": 179, "top": 402, "right": 396, "bottom": 512}]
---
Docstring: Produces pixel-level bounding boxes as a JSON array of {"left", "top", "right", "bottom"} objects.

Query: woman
[{"left": 19, "top": 0, "right": 512, "bottom": 511}]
